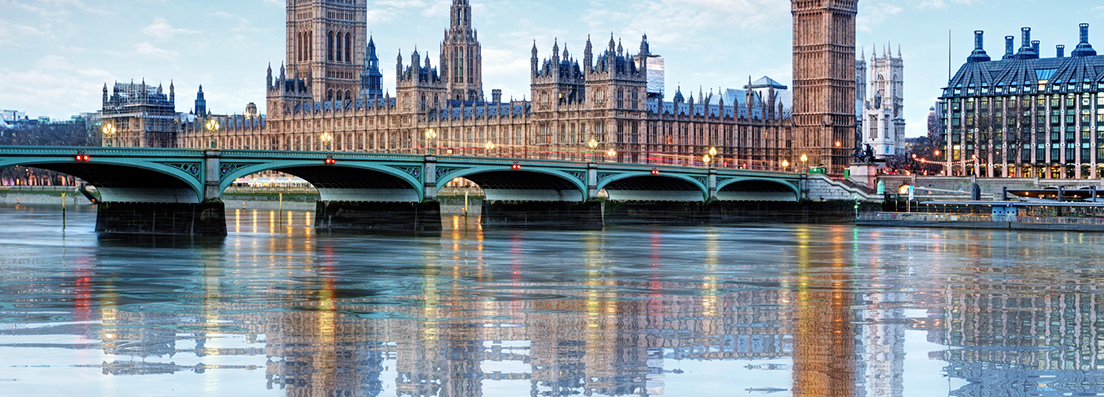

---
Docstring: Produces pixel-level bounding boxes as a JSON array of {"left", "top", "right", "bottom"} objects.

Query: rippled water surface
[{"left": 4, "top": 204, "right": 1104, "bottom": 396}]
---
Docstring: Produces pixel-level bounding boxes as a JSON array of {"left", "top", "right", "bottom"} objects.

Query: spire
[
  {"left": 584, "top": 35, "right": 593, "bottom": 71},
  {"left": 531, "top": 41, "right": 539, "bottom": 76}
]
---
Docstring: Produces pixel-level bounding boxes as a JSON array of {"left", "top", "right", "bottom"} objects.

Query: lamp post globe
[
  {"left": 425, "top": 128, "right": 437, "bottom": 156},
  {"left": 205, "top": 119, "right": 220, "bottom": 149},
  {"left": 101, "top": 124, "right": 116, "bottom": 147},
  {"left": 320, "top": 132, "right": 333, "bottom": 152}
]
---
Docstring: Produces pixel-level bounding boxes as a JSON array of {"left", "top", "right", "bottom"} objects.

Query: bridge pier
[
  {"left": 481, "top": 200, "right": 604, "bottom": 230},
  {"left": 95, "top": 201, "right": 228, "bottom": 237},
  {"left": 315, "top": 201, "right": 442, "bottom": 233}
]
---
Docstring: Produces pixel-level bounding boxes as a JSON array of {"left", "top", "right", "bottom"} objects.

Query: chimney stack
[
  {"left": 1057, "top": 45, "right": 1065, "bottom": 58},
  {"left": 1073, "top": 23, "right": 1098, "bottom": 57},
  {"left": 1004, "top": 36, "right": 1015, "bottom": 59},
  {"left": 968, "top": 30, "right": 991, "bottom": 62}
]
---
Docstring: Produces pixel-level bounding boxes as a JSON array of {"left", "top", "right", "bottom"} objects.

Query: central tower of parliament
[{"left": 178, "top": 0, "right": 857, "bottom": 174}]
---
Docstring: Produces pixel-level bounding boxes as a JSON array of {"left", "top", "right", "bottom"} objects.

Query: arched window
[
  {"left": 345, "top": 33, "right": 352, "bottom": 63},
  {"left": 327, "top": 31, "right": 334, "bottom": 61},
  {"left": 335, "top": 33, "right": 342, "bottom": 62}
]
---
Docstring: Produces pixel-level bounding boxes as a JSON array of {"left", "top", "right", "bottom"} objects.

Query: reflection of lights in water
[
  {"left": 251, "top": 209, "right": 257, "bottom": 234},
  {"left": 268, "top": 210, "right": 275, "bottom": 233},
  {"left": 234, "top": 209, "right": 240, "bottom": 233},
  {"left": 702, "top": 231, "right": 720, "bottom": 317}
]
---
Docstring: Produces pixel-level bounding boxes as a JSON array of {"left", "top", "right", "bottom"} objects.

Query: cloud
[
  {"left": 143, "top": 17, "right": 199, "bottom": 40},
  {"left": 135, "top": 42, "right": 178, "bottom": 59},
  {"left": 0, "top": 55, "right": 114, "bottom": 117},
  {"left": 917, "top": 0, "right": 979, "bottom": 10},
  {"left": 857, "top": 2, "right": 904, "bottom": 33},
  {"left": 584, "top": 0, "right": 789, "bottom": 48}
]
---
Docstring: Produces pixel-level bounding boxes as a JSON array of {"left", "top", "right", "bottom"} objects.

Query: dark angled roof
[{"left": 942, "top": 54, "right": 1104, "bottom": 99}]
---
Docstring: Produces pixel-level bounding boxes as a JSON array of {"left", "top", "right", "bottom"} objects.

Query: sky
[{"left": 1, "top": 0, "right": 1102, "bottom": 137}]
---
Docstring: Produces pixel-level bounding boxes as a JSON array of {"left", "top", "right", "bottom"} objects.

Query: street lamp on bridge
[
  {"left": 425, "top": 128, "right": 437, "bottom": 156},
  {"left": 101, "top": 124, "right": 116, "bottom": 148},
  {"left": 320, "top": 132, "right": 333, "bottom": 152},
  {"left": 782, "top": 159, "right": 790, "bottom": 173},
  {"left": 588, "top": 138, "right": 599, "bottom": 163},
  {"left": 800, "top": 154, "right": 808, "bottom": 175},
  {"left": 708, "top": 146, "right": 718, "bottom": 169},
  {"left": 205, "top": 118, "right": 220, "bottom": 149},
  {"left": 485, "top": 140, "right": 496, "bottom": 156}
]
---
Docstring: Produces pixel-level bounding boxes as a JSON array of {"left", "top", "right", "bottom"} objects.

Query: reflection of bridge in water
[{"left": 0, "top": 147, "right": 845, "bottom": 236}]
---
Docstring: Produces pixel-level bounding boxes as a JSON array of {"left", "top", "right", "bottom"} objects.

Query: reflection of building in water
[
  {"left": 854, "top": 291, "right": 907, "bottom": 397},
  {"left": 932, "top": 267, "right": 1104, "bottom": 396},
  {"left": 73, "top": 222, "right": 931, "bottom": 396},
  {"left": 90, "top": 278, "right": 797, "bottom": 396},
  {"left": 790, "top": 233, "right": 858, "bottom": 397}
]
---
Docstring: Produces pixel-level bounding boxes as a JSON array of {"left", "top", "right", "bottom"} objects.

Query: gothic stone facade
[
  {"left": 856, "top": 46, "right": 905, "bottom": 159},
  {"left": 179, "top": 0, "right": 795, "bottom": 171},
  {"left": 792, "top": 0, "right": 859, "bottom": 174}
]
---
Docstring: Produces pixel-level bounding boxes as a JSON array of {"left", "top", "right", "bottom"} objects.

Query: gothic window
[
  {"left": 327, "top": 31, "right": 335, "bottom": 61},
  {"left": 345, "top": 33, "right": 352, "bottom": 64},
  {"left": 617, "top": 89, "right": 624, "bottom": 109},
  {"left": 336, "top": 33, "right": 342, "bottom": 62}
]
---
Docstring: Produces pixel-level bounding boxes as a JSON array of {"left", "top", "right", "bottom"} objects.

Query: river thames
[{"left": 2, "top": 204, "right": 1104, "bottom": 396}]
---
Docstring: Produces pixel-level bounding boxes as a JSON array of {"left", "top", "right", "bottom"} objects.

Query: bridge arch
[
  {"left": 0, "top": 156, "right": 204, "bottom": 203},
  {"left": 439, "top": 166, "right": 587, "bottom": 202},
  {"left": 716, "top": 178, "right": 800, "bottom": 202},
  {"left": 597, "top": 172, "right": 709, "bottom": 202},
  {"left": 220, "top": 161, "right": 425, "bottom": 202}
]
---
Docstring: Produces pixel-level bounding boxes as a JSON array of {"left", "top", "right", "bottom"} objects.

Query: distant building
[
  {"left": 1, "top": 110, "right": 27, "bottom": 123},
  {"left": 940, "top": 25, "right": 1103, "bottom": 179},
  {"left": 99, "top": 80, "right": 179, "bottom": 148},
  {"left": 634, "top": 48, "right": 664, "bottom": 100},
  {"left": 856, "top": 46, "right": 905, "bottom": 159}
]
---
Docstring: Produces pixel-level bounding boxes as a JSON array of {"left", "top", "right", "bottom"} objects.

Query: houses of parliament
[{"left": 103, "top": 0, "right": 858, "bottom": 174}]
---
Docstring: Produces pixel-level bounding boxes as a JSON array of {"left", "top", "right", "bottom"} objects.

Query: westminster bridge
[{"left": 0, "top": 146, "right": 874, "bottom": 236}]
